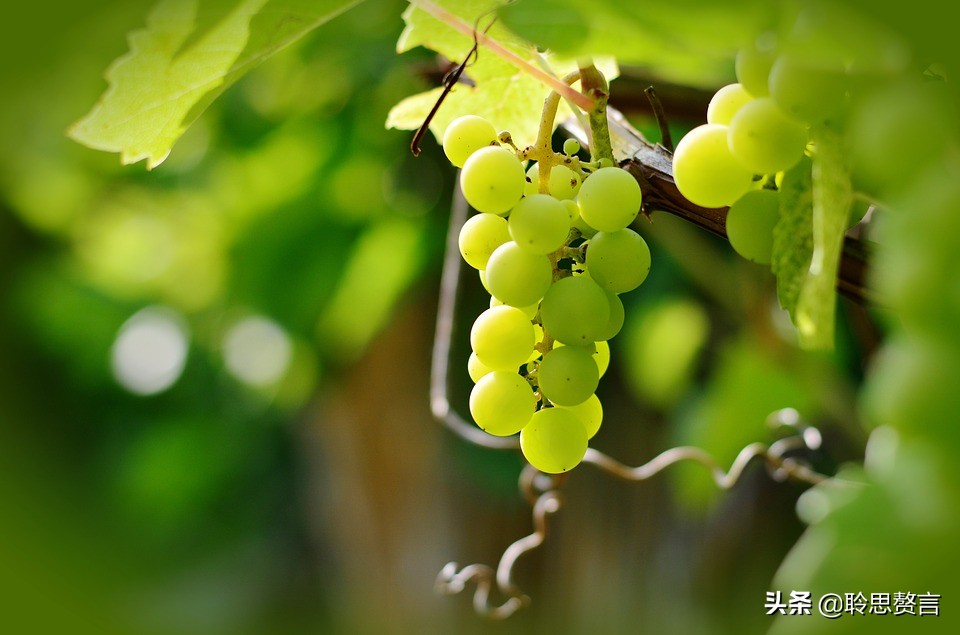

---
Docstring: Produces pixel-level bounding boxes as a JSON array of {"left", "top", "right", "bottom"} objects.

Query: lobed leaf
[{"left": 69, "top": 0, "right": 361, "bottom": 168}]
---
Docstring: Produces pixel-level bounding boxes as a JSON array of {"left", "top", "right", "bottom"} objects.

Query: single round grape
[
  {"left": 725, "top": 189, "right": 780, "bottom": 265},
  {"left": 490, "top": 295, "right": 539, "bottom": 320},
  {"left": 540, "top": 275, "right": 610, "bottom": 346},
  {"left": 561, "top": 199, "right": 579, "bottom": 223},
  {"left": 467, "top": 351, "right": 494, "bottom": 383},
  {"left": 576, "top": 167, "right": 642, "bottom": 232},
  {"left": 538, "top": 345, "right": 599, "bottom": 406},
  {"left": 707, "top": 83, "right": 753, "bottom": 125},
  {"left": 672, "top": 124, "right": 755, "bottom": 208},
  {"left": 520, "top": 407, "right": 589, "bottom": 473},
  {"left": 563, "top": 138, "right": 581, "bottom": 155},
  {"left": 478, "top": 269, "right": 491, "bottom": 294},
  {"left": 736, "top": 36, "right": 777, "bottom": 97},
  {"left": 524, "top": 164, "right": 582, "bottom": 200},
  {"left": 596, "top": 289, "right": 624, "bottom": 341},
  {"left": 470, "top": 305, "right": 535, "bottom": 371},
  {"left": 508, "top": 194, "right": 570, "bottom": 254},
  {"left": 559, "top": 393, "right": 603, "bottom": 439},
  {"left": 768, "top": 55, "right": 848, "bottom": 124},
  {"left": 443, "top": 115, "right": 498, "bottom": 168},
  {"left": 585, "top": 229, "right": 651, "bottom": 294},
  {"left": 728, "top": 98, "right": 808, "bottom": 175},
  {"left": 485, "top": 241, "right": 552, "bottom": 307},
  {"left": 469, "top": 371, "right": 536, "bottom": 436},
  {"left": 458, "top": 213, "right": 510, "bottom": 270},
  {"left": 460, "top": 146, "right": 525, "bottom": 215}
]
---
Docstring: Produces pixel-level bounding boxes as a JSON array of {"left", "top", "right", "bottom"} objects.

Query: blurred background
[{"left": 0, "top": 1, "right": 956, "bottom": 634}]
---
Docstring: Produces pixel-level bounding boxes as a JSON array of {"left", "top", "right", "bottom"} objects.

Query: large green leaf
[
  {"left": 69, "top": 0, "right": 360, "bottom": 168},
  {"left": 498, "top": 0, "right": 774, "bottom": 88}
]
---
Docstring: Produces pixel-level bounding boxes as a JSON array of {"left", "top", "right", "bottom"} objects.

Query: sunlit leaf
[
  {"left": 69, "top": 0, "right": 361, "bottom": 168},
  {"left": 771, "top": 157, "right": 813, "bottom": 326}
]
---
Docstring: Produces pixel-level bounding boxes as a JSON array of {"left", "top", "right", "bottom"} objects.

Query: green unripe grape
[
  {"left": 460, "top": 146, "right": 525, "bottom": 215},
  {"left": 728, "top": 98, "right": 808, "bottom": 175},
  {"left": 563, "top": 138, "right": 581, "bottom": 155},
  {"left": 443, "top": 115, "right": 498, "bottom": 168},
  {"left": 508, "top": 194, "right": 571, "bottom": 254},
  {"left": 520, "top": 407, "right": 588, "bottom": 473},
  {"left": 467, "top": 351, "right": 494, "bottom": 383},
  {"left": 458, "top": 213, "right": 510, "bottom": 270},
  {"left": 562, "top": 199, "right": 579, "bottom": 223},
  {"left": 673, "top": 124, "right": 755, "bottom": 208},
  {"left": 490, "top": 295, "right": 539, "bottom": 320},
  {"left": 538, "top": 345, "right": 599, "bottom": 406},
  {"left": 577, "top": 167, "right": 642, "bottom": 232},
  {"left": 469, "top": 371, "right": 536, "bottom": 436},
  {"left": 585, "top": 229, "right": 651, "bottom": 294},
  {"left": 596, "top": 289, "right": 624, "bottom": 341},
  {"left": 559, "top": 393, "right": 603, "bottom": 439},
  {"left": 768, "top": 55, "right": 848, "bottom": 123},
  {"left": 470, "top": 305, "right": 535, "bottom": 371},
  {"left": 540, "top": 275, "right": 610, "bottom": 346},
  {"left": 736, "top": 36, "right": 777, "bottom": 97},
  {"left": 524, "top": 164, "right": 582, "bottom": 200},
  {"left": 485, "top": 241, "right": 553, "bottom": 307},
  {"left": 725, "top": 189, "right": 780, "bottom": 264},
  {"left": 707, "top": 83, "right": 753, "bottom": 125}
]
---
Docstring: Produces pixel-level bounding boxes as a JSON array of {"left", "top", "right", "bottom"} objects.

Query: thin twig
[{"left": 643, "top": 86, "right": 673, "bottom": 151}]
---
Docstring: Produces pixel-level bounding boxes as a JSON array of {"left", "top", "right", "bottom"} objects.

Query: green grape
[
  {"left": 563, "top": 138, "right": 581, "bottom": 155},
  {"left": 707, "top": 83, "right": 753, "bottom": 125},
  {"left": 559, "top": 393, "right": 603, "bottom": 439},
  {"left": 728, "top": 98, "right": 808, "bottom": 175},
  {"left": 458, "top": 213, "right": 510, "bottom": 270},
  {"left": 520, "top": 407, "right": 589, "bottom": 473},
  {"left": 768, "top": 55, "right": 848, "bottom": 124},
  {"left": 524, "top": 164, "right": 582, "bottom": 200},
  {"left": 469, "top": 371, "right": 536, "bottom": 436},
  {"left": 539, "top": 275, "right": 610, "bottom": 345},
  {"left": 443, "top": 115, "right": 498, "bottom": 168},
  {"left": 596, "top": 289, "right": 624, "bottom": 341},
  {"left": 585, "top": 229, "right": 651, "bottom": 294},
  {"left": 594, "top": 340, "right": 610, "bottom": 377},
  {"left": 490, "top": 295, "right": 539, "bottom": 320},
  {"left": 527, "top": 324, "right": 544, "bottom": 362},
  {"left": 508, "top": 194, "right": 570, "bottom": 254},
  {"left": 485, "top": 241, "right": 553, "bottom": 307},
  {"left": 576, "top": 167, "right": 642, "bottom": 232},
  {"left": 538, "top": 345, "right": 599, "bottom": 406},
  {"left": 467, "top": 351, "right": 494, "bottom": 383},
  {"left": 562, "top": 199, "right": 579, "bottom": 223},
  {"left": 573, "top": 211, "right": 597, "bottom": 238},
  {"left": 470, "top": 306, "right": 535, "bottom": 371},
  {"left": 736, "top": 35, "right": 777, "bottom": 97},
  {"left": 460, "top": 146, "right": 526, "bottom": 215},
  {"left": 672, "top": 124, "right": 755, "bottom": 208},
  {"left": 725, "top": 189, "right": 780, "bottom": 264}
]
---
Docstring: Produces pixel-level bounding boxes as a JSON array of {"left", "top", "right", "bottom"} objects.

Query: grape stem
[{"left": 578, "top": 61, "right": 614, "bottom": 164}]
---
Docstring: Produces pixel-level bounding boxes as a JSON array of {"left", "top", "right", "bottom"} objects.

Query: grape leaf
[
  {"left": 387, "top": 0, "right": 617, "bottom": 149},
  {"left": 771, "top": 157, "right": 814, "bottom": 323},
  {"left": 498, "top": 0, "right": 774, "bottom": 88},
  {"left": 794, "top": 124, "right": 852, "bottom": 350},
  {"left": 69, "top": 0, "right": 360, "bottom": 168}
]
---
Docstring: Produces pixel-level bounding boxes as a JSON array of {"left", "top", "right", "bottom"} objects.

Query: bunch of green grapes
[
  {"left": 444, "top": 115, "right": 650, "bottom": 473},
  {"left": 671, "top": 15, "right": 878, "bottom": 265}
]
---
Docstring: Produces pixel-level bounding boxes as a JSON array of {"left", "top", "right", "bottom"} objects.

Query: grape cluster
[
  {"left": 443, "top": 115, "right": 650, "bottom": 473},
  {"left": 672, "top": 31, "right": 865, "bottom": 265}
]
